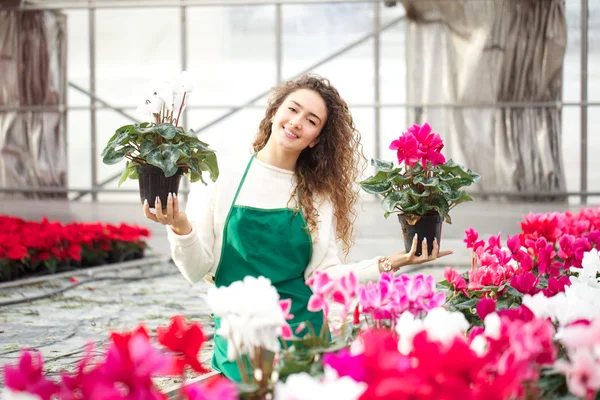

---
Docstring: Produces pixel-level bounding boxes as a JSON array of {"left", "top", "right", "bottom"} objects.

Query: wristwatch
[{"left": 378, "top": 256, "right": 393, "bottom": 272}]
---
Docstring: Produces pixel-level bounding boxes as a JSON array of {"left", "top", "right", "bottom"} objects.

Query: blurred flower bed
[
  {"left": 5, "top": 208, "right": 600, "bottom": 399},
  {"left": 0, "top": 215, "right": 150, "bottom": 282}
]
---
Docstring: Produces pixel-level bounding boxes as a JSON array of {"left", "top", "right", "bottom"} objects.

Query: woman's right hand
[{"left": 143, "top": 193, "right": 192, "bottom": 235}]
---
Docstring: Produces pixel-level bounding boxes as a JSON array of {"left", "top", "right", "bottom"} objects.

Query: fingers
[
  {"left": 166, "top": 193, "right": 174, "bottom": 224},
  {"left": 421, "top": 238, "right": 429, "bottom": 259},
  {"left": 154, "top": 196, "right": 167, "bottom": 225},
  {"left": 173, "top": 192, "right": 179, "bottom": 215},
  {"left": 142, "top": 199, "right": 159, "bottom": 223},
  {"left": 437, "top": 250, "right": 454, "bottom": 258},
  {"left": 430, "top": 238, "right": 439, "bottom": 259},
  {"left": 408, "top": 234, "right": 418, "bottom": 257}
]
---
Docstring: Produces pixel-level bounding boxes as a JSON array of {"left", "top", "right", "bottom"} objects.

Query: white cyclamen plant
[{"left": 101, "top": 71, "right": 219, "bottom": 185}]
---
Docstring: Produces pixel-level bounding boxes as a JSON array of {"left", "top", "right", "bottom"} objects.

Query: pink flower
[
  {"left": 279, "top": 299, "right": 295, "bottom": 340},
  {"left": 307, "top": 270, "right": 336, "bottom": 318},
  {"left": 510, "top": 272, "right": 540, "bottom": 295},
  {"left": 410, "top": 123, "right": 446, "bottom": 167},
  {"left": 464, "top": 228, "right": 479, "bottom": 249},
  {"left": 444, "top": 267, "right": 468, "bottom": 296},
  {"left": 542, "top": 275, "right": 571, "bottom": 297},
  {"left": 476, "top": 298, "right": 497, "bottom": 320},
  {"left": 3, "top": 351, "right": 60, "bottom": 400},
  {"left": 182, "top": 375, "right": 238, "bottom": 400},
  {"left": 389, "top": 133, "right": 425, "bottom": 167},
  {"left": 555, "top": 350, "right": 600, "bottom": 399},
  {"left": 506, "top": 235, "right": 522, "bottom": 254}
]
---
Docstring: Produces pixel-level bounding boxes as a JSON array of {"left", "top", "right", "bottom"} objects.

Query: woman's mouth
[{"left": 283, "top": 126, "right": 299, "bottom": 140}]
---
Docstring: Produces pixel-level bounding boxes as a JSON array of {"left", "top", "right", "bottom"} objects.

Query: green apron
[{"left": 211, "top": 153, "right": 325, "bottom": 382}]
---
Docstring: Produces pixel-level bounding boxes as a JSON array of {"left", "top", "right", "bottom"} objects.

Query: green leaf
[
  {"left": 154, "top": 123, "right": 177, "bottom": 140},
  {"left": 139, "top": 138, "right": 154, "bottom": 157},
  {"left": 118, "top": 161, "right": 131, "bottom": 187},
  {"left": 382, "top": 191, "right": 403, "bottom": 213},
  {"left": 391, "top": 174, "right": 411, "bottom": 186},
  {"left": 431, "top": 195, "right": 450, "bottom": 219},
  {"left": 450, "top": 190, "right": 473, "bottom": 206},
  {"left": 422, "top": 177, "right": 439, "bottom": 187},
  {"left": 399, "top": 190, "right": 420, "bottom": 212},
  {"left": 454, "top": 297, "right": 478, "bottom": 310},
  {"left": 371, "top": 158, "right": 394, "bottom": 172},
  {"left": 199, "top": 152, "right": 219, "bottom": 182},
  {"left": 438, "top": 181, "right": 452, "bottom": 195},
  {"left": 146, "top": 146, "right": 180, "bottom": 177},
  {"left": 360, "top": 171, "right": 392, "bottom": 194},
  {"left": 408, "top": 187, "right": 430, "bottom": 198},
  {"left": 102, "top": 145, "right": 134, "bottom": 165}
]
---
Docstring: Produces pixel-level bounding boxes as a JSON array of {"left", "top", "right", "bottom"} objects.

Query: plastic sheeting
[
  {"left": 0, "top": 9, "right": 67, "bottom": 198},
  {"left": 400, "top": 0, "right": 567, "bottom": 200}
]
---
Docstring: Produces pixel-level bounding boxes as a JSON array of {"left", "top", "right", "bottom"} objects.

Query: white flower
[
  {"left": 206, "top": 276, "right": 287, "bottom": 360},
  {"left": 522, "top": 291, "right": 558, "bottom": 320},
  {"left": 422, "top": 307, "right": 470, "bottom": 344},
  {"left": 482, "top": 312, "right": 501, "bottom": 339},
  {"left": 470, "top": 334, "right": 488, "bottom": 356},
  {"left": 395, "top": 308, "right": 468, "bottom": 354},
  {"left": 2, "top": 391, "right": 42, "bottom": 400},
  {"left": 396, "top": 311, "right": 424, "bottom": 354},
  {"left": 274, "top": 372, "right": 366, "bottom": 400}
]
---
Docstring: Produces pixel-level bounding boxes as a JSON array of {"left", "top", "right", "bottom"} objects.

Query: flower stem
[{"left": 175, "top": 92, "right": 187, "bottom": 127}]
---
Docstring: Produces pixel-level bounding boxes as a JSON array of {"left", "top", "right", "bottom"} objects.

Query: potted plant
[
  {"left": 359, "top": 122, "right": 480, "bottom": 256},
  {"left": 100, "top": 71, "right": 219, "bottom": 209}
]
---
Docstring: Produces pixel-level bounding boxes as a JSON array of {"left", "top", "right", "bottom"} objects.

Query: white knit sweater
[{"left": 166, "top": 152, "right": 382, "bottom": 284}]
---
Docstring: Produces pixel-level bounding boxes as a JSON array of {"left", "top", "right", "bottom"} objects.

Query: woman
[{"left": 143, "top": 74, "right": 452, "bottom": 381}]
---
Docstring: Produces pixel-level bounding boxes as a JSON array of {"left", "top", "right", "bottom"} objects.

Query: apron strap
[{"left": 230, "top": 153, "right": 257, "bottom": 208}]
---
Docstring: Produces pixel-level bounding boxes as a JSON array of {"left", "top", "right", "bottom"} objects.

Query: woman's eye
[
  {"left": 288, "top": 107, "right": 296, "bottom": 112},
  {"left": 308, "top": 119, "right": 316, "bottom": 126}
]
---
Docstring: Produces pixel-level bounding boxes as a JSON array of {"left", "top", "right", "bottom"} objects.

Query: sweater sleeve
[{"left": 166, "top": 180, "right": 217, "bottom": 283}]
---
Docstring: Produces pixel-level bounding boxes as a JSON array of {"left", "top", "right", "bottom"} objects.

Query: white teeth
[{"left": 284, "top": 127, "right": 298, "bottom": 139}]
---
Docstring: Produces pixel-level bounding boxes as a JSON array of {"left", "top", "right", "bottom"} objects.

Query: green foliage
[
  {"left": 101, "top": 122, "right": 219, "bottom": 186},
  {"left": 359, "top": 157, "right": 479, "bottom": 222}
]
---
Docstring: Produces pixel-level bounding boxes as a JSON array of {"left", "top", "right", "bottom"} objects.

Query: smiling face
[{"left": 269, "top": 89, "right": 328, "bottom": 155}]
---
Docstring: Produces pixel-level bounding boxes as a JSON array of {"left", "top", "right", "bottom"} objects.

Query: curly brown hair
[{"left": 252, "top": 74, "right": 365, "bottom": 257}]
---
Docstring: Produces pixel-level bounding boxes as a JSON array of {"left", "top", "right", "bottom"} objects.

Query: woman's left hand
[{"left": 389, "top": 235, "right": 453, "bottom": 271}]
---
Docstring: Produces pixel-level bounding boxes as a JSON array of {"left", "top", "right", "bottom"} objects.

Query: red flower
[{"left": 157, "top": 315, "right": 209, "bottom": 374}]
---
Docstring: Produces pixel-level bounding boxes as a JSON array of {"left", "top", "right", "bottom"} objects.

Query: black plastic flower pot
[
  {"left": 137, "top": 165, "right": 183, "bottom": 208},
  {"left": 398, "top": 213, "right": 443, "bottom": 257}
]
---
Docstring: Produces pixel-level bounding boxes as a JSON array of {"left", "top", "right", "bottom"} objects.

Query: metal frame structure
[{"left": 0, "top": 0, "right": 593, "bottom": 203}]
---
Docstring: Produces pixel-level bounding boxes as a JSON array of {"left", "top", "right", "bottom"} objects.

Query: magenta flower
[
  {"left": 464, "top": 228, "right": 479, "bottom": 249},
  {"left": 542, "top": 275, "right": 571, "bottom": 297},
  {"left": 389, "top": 133, "right": 424, "bottom": 167},
  {"left": 182, "top": 375, "right": 239, "bottom": 400},
  {"left": 322, "top": 348, "right": 366, "bottom": 382},
  {"left": 476, "top": 298, "right": 497, "bottom": 321},
  {"left": 510, "top": 272, "right": 541, "bottom": 295},
  {"left": 506, "top": 235, "right": 521, "bottom": 254},
  {"left": 3, "top": 350, "right": 60, "bottom": 400},
  {"left": 410, "top": 122, "right": 446, "bottom": 167}
]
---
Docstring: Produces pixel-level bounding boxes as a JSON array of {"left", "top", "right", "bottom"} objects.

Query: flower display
[
  {"left": 6, "top": 208, "right": 600, "bottom": 399},
  {"left": 0, "top": 215, "right": 150, "bottom": 282}
]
